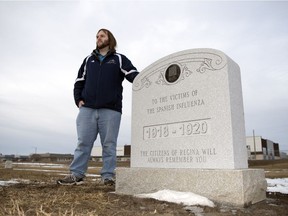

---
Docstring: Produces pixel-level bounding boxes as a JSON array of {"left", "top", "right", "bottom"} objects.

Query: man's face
[{"left": 96, "top": 30, "right": 109, "bottom": 49}]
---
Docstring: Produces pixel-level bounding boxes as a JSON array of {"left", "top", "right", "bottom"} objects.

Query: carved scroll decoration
[{"left": 133, "top": 51, "right": 227, "bottom": 91}]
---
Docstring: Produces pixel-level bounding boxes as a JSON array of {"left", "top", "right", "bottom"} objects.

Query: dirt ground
[{"left": 0, "top": 160, "right": 288, "bottom": 216}]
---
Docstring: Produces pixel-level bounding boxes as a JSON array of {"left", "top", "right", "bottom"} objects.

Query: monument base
[{"left": 116, "top": 168, "right": 266, "bottom": 207}]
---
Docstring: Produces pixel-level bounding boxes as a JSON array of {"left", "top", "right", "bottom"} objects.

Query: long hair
[{"left": 97, "top": 28, "right": 117, "bottom": 52}]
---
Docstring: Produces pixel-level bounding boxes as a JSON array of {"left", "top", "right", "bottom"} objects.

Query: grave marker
[
  {"left": 5, "top": 160, "right": 13, "bottom": 169},
  {"left": 116, "top": 49, "right": 266, "bottom": 206},
  {"left": 131, "top": 48, "right": 247, "bottom": 169}
]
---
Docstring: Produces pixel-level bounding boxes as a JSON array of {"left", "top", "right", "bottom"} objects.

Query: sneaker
[
  {"left": 56, "top": 174, "right": 84, "bottom": 185},
  {"left": 103, "top": 178, "right": 115, "bottom": 186}
]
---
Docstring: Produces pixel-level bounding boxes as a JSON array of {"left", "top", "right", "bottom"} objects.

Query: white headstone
[
  {"left": 131, "top": 48, "right": 248, "bottom": 169},
  {"left": 116, "top": 49, "right": 266, "bottom": 207},
  {"left": 5, "top": 160, "right": 13, "bottom": 169}
]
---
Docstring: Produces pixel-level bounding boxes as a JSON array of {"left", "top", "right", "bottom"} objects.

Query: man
[{"left": 57, "top": 29, "right": 139, "bottom": 186}]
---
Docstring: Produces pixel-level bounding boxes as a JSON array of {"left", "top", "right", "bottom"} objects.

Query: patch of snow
[
  {"left": 136, "top": 189, "right": 215, "bottom": 207},
  {"left": 0, "top": 180, "right": 19, "bottom": 186},
  {"left": 86, "top": 174, "right": 101, "bottom": 177},
  {"left": 13, "top": 168, "right": 64, "bottom": 173},
  {"left": 266, "top": 178, "right": 288, "bottom": 194},
  {"left": 136, "top": 179, "right": 288, "bottom": 207},
  {"left": 13, "top": 162, "right": 66, "bottom": 168},
  {"left": 0, "top": 179, "right": 30, "bottom": 186}
]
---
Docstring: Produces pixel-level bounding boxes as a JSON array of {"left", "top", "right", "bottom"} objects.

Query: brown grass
[
  {"left": 0, "top": 160, "right": 288, "bottom": 216},
  {"left": 249, "top": 159, "right": 288, "bottom": 178}
]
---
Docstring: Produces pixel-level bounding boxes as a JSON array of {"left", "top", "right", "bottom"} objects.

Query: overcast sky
[{"left": 0, "top": 0, "right": 287, "bottom": 155}]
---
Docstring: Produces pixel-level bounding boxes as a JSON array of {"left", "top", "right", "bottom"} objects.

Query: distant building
[
  {"left": 91, "top": 146, "right": 125, "bottom": 157},
  {"left": 91, "top": 145, "right": 132, "bottom": 157},
  {"left": 0, "top": 154, "right": 29, "bottom": 162},
  {"left": 30, "top": 153, "right": 73, "bottom": 162},
  {"left": 280, "top": 151, "right": 288, "bottom": 159},
  {"left": 91, "top": 145, "right": 131, "bottom": 162},
  {"left": 246, "top": 136, "right": 280, "bottom": 160}
]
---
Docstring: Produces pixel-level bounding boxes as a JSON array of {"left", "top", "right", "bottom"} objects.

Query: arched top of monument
[{"left": 133, "top": 48, "right": 237, "bottom": 92}]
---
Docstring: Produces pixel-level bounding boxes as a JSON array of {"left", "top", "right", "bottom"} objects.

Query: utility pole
[
  {"left": 33, "top": 147, "right": 37, "bottom": 154},
  {"left": 253, "top": 130, "right": 256, "bottom": 160}
]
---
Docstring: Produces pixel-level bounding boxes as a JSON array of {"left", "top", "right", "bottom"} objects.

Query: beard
[{"left": 97, "top": 39, "right": 110, "bottom": 50}]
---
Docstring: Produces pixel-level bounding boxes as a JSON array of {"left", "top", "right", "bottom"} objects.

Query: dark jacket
[{"left": 74, "top": 50, "right": 139, "bottom": 113}]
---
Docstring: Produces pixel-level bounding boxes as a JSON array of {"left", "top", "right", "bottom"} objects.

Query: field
[{"left": 0, "top": 160, "right": 288, "bottom": 216}]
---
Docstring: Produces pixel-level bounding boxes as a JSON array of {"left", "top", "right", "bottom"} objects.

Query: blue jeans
[{"left": 70, "top": 107, "right": 121, "bottom": 180}]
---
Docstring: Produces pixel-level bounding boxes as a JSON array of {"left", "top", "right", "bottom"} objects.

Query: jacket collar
[{"left": 92, "top": 49, "right": 114, "bottom": 57}]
